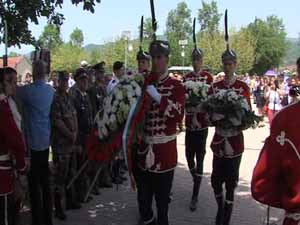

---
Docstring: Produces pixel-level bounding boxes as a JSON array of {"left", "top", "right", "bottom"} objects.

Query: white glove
[{"left": 146, "top": 85, "right": 161, "bottom": 104}]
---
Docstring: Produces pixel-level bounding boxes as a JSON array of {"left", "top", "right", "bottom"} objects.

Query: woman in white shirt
[{"left": 265, "top": 79, "right": 283, "bottom": 127}]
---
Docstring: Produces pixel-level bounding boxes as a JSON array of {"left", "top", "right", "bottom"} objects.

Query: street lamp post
[
  {"left": 179, "top": 39, "right": 188, "bottom": 75},
  {"left": 181, "top": 47, "right": 185, "bottom": 68}
]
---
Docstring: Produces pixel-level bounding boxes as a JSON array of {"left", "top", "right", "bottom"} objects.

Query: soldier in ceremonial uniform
[
  {"left": 136, "top": 39, "right": 185, "bottom": 225},
  {"left": 251, "top": 60, "right": 300, "bottom": 225},
  {"left": 50, "top": 71, "right": 80, "bottom": 220},
  {"left": 0, "top": 67, "right": 27, "bottom": 225},
  {"left": 71, "top": 68, "right": 93, "bottom": 202},
  {"left": 184, "top": 18, "right": 213, "bottom": 212},
  {"left": 210, "top": 10, "right": 251, "bottom": 225}
]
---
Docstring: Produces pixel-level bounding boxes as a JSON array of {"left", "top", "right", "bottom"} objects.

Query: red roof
[{"left": 0, "top": 56, "right": 23, "bottom": 68}]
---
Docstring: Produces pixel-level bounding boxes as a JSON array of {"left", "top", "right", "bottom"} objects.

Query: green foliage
[
  {"left": 283, "top": 38, "right": 300, "bottom": 65},
  {"left": 0, "top": 0, "right": 101, "bottom": 47},
  {"left": 247, "top": 16, "right": 287, "bottom": 75},
  {"left": 197, "top": 31, "right": 223, "bottom": 74},
  {"left": 51, "top": 43, "right": 88, "bottom": 72},
  {"left": 231, "top": 28, "right": 256, "bottom": 74},
  {"left": 92, "top": 37, "right": 140, "bottom": 71},
  {"left": 70, "top": 28, "right": 84, "bottom": 47},
  {"left": 165, "top": 2, "right": 192, "bottom": 66},
  {"left": 8, "top": 52, "right": 20, "bottom": 57},
  {"left": 197, "top": 0, "right": 222, "bottom": 34},
  {"left": 38, "top": 24, "right": 63, "bottom": 50}
]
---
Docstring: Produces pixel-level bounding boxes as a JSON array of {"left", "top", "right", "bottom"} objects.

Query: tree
[
  {"left": 38, "top": 24, "right": 63, "bottom": 50},
  {"left": 0, "top": 0, "right": 101, "bottom": 47},
  {"left": 231, "top": 28, "right": 256, "bottom": 74},
  {"left": 198, "top": 1, "right": 222, "bottom": 34},
  {"left": 247, "top": 16, "right": 287, "bottom": 75},
  {"left": 8, "top": 52, "right": 20, "bottom": 57},
  {"left": 89, "top": 48, "right": 102, "bottom": 65},
  {"left": 165, "top": 2, "right": 192, "bottom": 66},
  {"left": 51, "top": 43, "right": 88, "bottom": 72},
  {"left": 99, "top": 37, "right": 140, "bottom": 71},
  {"left": 70, "top": 28, "right": 84, "bottom": 48}
]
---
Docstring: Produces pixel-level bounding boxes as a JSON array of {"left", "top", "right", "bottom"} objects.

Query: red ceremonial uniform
[
  {"left": 0, "top": 95, "right": 26, "bottom": 196},
  {"left": 184, "top": 71, "right": 213, "bottom": 130},
  {"left": 137, "top": 74, "right": 185, "bottom": 172},
  {"left": 210, "top": 77, "right": 251, "bottom": 158},
  {"left": 252, "top": 101, "right": 300, "bottom": 225}
]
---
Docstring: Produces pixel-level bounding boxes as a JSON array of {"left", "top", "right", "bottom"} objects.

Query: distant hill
[
  {"left": 84, "top": 44, "right": 104, "bottom": 53},
  {"left": 283, "top": 37, "right": 300, "bottom": 65}
]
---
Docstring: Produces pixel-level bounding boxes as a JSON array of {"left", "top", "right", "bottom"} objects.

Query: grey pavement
[{"left": 20, "top": 121, "right": 285, "bottom": 225}]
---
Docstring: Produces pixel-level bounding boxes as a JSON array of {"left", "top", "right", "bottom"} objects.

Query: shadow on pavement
[{"left": 18, "top": 161, "right": 284, "bottom": 225}]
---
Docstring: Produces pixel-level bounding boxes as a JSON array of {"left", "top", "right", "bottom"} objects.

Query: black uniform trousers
[
  {"left": 0, "top": 194, "right": 16, "bottom": 225},
  {"left": 137, "top": 169, "right": 174, "bottom": 225},
  {"left": 28, "top": 148, "right": 52, "bottom": 225},
  {"left": 185, "top": 129, "right": 208, "bottom": 176},
  {"left": 211, "top": 155, "right": 242, "bottom": 201}
]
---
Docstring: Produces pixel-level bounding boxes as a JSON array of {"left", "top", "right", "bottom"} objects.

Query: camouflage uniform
[{"left": 50, "top": 90, "right": 78, "bottom": 213}]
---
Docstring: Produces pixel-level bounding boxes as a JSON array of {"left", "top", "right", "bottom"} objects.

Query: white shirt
[
  {"left": 268, "top": 90, "right": 282, "bottom": 111},
  {"left": 68, "top": 78, "right": 75, "bottom": 88},
  {"left": 107, "top": 76, "right": 119, "bottom": 94}
]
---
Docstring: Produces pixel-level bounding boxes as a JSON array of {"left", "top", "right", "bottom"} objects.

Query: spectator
[
  {"left": 107, "top": 61, "right": 124, "bottom": 94},
  {"left": 17, "top": 60, "right": 55, "bottom": 225},
  {"left": 289, "top": 85, "right": 300, "bottom": 105},
  {"left": 24, "top": 72, "right": 33, "bottom": 85},
  {"left": 254, "top": 77, "right": 266, "bottom": 117},
  {"left": 48, "top": 71, "right": 58, "bottom": 89},
  {"left": 68, "top": 73, "right": 76, "bottom": 88},
  {"left": 264, "top": 78, "right": 283, "bottom": 127}
]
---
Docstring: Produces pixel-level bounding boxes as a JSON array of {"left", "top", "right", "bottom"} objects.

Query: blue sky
[{"left": 1, "top": 0, "right": 299, "bottom": 55}]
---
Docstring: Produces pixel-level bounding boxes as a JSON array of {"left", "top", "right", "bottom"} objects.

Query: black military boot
[
  {"left": 215, "top": 193, "right": 224, "bottom": 225},
  {"left": 223, "top": 201, "right": 233, "bottom": 225},
  {"left": 54, "top": 191, "right": 67, "bottom": 220},
  {"left": 189, "top": 176, "right": 202, "bottom": 212}
]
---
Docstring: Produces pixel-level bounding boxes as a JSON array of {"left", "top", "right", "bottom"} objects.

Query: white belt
[
  {"left": 0, "top": 154, "right": 10, "bottom": 161},
  {"left": 215, "top": 127, "right": 241, "bottom": 137},
  {"left": 145, "top": 134, "right": 177, "bottom": 145},
  {"left": 142, "top": 134, "right": 177, "bottom": 170},
  {"left": 0, "top": 166, "right": 12, "bottom": 170},
  {"left": 285, "top": 212, "right": 300, "bottom": 221}
]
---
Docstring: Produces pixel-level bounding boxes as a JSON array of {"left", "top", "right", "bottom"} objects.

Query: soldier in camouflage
[{"left": 50, "top": 71, "right": 81, "bottom": 220}]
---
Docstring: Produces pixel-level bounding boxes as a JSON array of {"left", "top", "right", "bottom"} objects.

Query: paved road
[{"left": 20, "top": 123, "right": 284, "bottom": 225}]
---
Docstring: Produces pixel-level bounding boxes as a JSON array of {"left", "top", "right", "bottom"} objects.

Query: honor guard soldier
[
  {"left": 184, "top": 18, "right": 213, "bottom": 212},
  {"left": 251, "top": 60, "right": 300, "bottom": 225},
  {"left": 0, "top": 68, "right": 27, "bottom": 225},
  {"left": 136, "top": 2, "right": 185, "bottom": 223},
  {"left": 210, "top": 10, "right": 251, "bottom": 225},
  {"left": 136, "top": 38, "right": 185, "bottom": 225}
]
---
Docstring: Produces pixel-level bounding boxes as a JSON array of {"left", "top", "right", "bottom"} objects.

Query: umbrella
[{"left": 264, "top": 70, "right": 277, "bottom": 77}]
